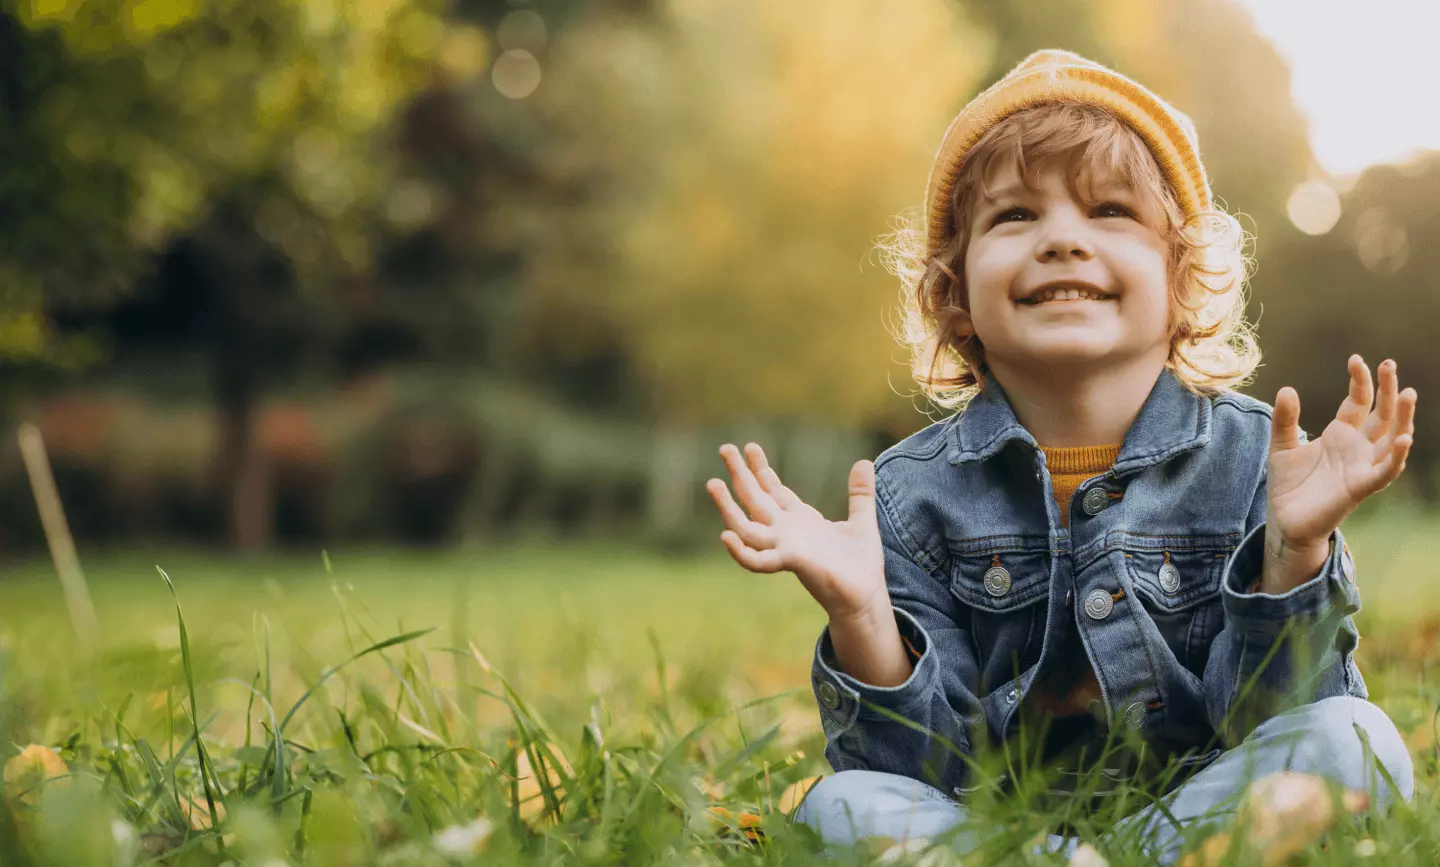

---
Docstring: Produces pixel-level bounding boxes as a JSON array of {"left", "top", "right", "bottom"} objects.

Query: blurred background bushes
[{"left": 0, "top": 0, "right": 1434, "bottom": 555}]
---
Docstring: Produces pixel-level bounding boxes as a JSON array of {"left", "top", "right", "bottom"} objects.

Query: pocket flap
[
  {"left": 1126, "top": 547, "right": 1226, "bottom": 612},
  {"left": 949, "top": 548, "right": 1051, "bottom": 611}
]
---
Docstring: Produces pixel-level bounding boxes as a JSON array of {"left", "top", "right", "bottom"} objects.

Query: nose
[{"left": 1033, "top": 217, "right": 1095, "bottom": 263}]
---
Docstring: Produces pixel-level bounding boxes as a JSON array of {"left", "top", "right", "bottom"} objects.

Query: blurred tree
[
  {"left": 0, "top": 0, "right": 487, "bottom": 548},
  {"left": 0, "top": 12, "right": 133, "bottom": 376},
  {"left": 964, "top": 0, "right": 1101, "bottom": 82},
  {"left": 517, "top": 0, "right": 992, "bottom": 527}
]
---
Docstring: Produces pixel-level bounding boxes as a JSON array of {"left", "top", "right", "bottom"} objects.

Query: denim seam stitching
[
  {"left": 877, "top": 427, "right": 950, "bottom": 470},
  {"left": 875, "top": 466, "right": 940, "bottom": 575}
]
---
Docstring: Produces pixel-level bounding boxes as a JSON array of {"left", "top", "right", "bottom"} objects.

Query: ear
[{"left": 952, "top": 310, "right": 974, "bottom": 339}]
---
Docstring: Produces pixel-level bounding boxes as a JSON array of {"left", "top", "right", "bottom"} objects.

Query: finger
[
  {"left": 706, "top": 478, "right": 777, "bottom": 550},
  {"left": 1397, "top": 386, "right": 1418, "bottom": 438},
  {"left": 1373, "top": 387, "right": 1418, "bottom": 464},
  {"left": 720, "top": 530, "right": 785, "bottom": 573},
  {"left": 847, "top": 459, "right": 878, "bottom": 525},
  {"left": 1270, "top": 386, "right": 1303, "bottom": 453},
  {"left": 1359, "top": 434, "right": 1413, "bottom": 496},
  {"left": 719, "top": 443, "right": 778, "bottom": 523},
  {"left": 1336, "top": 354, "right": 1373, "bottom": 427},
  {"left": 744, "top": 443, "right": 805, "bottom": 510},
  {"left": 1366, "top": 359, "right": 1399, "bottom": 441}
]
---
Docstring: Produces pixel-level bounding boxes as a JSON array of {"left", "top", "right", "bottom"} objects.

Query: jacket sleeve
[
  {"left": 808, "top": 466, "right": 985, "bottom": 796},
  {"left": 1202, "top": 467, "right": 1366, "bottom": 744}
]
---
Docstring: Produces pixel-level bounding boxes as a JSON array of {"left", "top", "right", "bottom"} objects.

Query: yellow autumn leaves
[{"left": 3, "top": 744, "right": 69, "bottom": 808}]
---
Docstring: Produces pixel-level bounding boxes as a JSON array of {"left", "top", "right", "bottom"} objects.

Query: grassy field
[{"left": 1, "top": 506, "right": 1438, "bottom": 865}]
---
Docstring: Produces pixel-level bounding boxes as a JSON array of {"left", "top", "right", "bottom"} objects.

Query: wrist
[
  {"left": 826, "top": 604, "right": 911, "bottom": 688},
  {"left": 1260, "top": 530, "right": 1332, "bottom": 594},
  {"left": 826, "top": 589, "right": 893, "bottom": 629}
]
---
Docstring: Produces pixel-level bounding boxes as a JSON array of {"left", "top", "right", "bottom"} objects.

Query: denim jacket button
[
  {"left": 1006, "top": 688, "right": 1018, "bottom": 704},
  {"left": 1083, "top": 589, "right": 1114, "bottom": 620},
  {"left": 1158, "top": 561, "right": 1181, "bottom": 594},
  {"left": 983, "top": 565, "right": 1012, "bottom": 597},
  {"left": 1124, "top": 701, "right": 1147, "bottom": 730},
  {"left": 1081, "top": 487, "right": 1110, "bottom": 516},
  {"left": 818, "top": 680, "right": 841, "bottom": 710}
]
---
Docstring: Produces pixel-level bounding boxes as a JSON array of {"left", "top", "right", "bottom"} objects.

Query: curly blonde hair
[{"left": 878, "top": 101, "right": 1259, "bottom": 413}]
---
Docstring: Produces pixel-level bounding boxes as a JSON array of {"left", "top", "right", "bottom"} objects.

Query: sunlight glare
[
  {"left": 1236, "top": 0, "right": 1440, "bottom": 175},
  {"left": 1286, "top": 180, "right": 1342, "bottom": 236}
]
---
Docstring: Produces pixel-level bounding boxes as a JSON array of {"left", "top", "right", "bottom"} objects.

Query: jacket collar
[{"left": 946, "top": 366, "right": 1212, "bottom": 475}]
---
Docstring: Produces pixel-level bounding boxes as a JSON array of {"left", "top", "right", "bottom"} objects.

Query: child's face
[{"left": 962, "top": 160, "right": 1173, "bottom": 380}]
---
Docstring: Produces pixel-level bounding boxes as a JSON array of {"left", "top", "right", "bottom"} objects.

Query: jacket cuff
[
  {"left": 811, "top": 606, "right": 939, "bottom": 727},
  {"left": 1220, "top": 522, "right": 1361, "bottom": 633}
]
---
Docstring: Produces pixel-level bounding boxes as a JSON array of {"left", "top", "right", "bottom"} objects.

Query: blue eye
[{"left": 993, "top": 207, "right": 1031, "bottom": 225}]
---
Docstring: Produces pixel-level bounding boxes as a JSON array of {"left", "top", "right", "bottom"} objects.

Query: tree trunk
[{"left": 215, "top": 348, "right": 273, "bottom": 552}]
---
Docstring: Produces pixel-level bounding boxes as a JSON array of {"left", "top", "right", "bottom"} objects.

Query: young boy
[{"left": 705, "top": 50, "right": 1418, "bottom": 861}]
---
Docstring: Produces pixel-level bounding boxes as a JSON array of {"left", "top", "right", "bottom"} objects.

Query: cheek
[
  {"left": 963, "top": 240, "right": 1019, "bottom": 308},
  {"left": 1118, "top": 238, "right": 1173, "bottom": 305}
]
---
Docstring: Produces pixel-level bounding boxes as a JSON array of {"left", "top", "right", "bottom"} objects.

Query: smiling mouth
[{"left": 1016, "top": 286, "right": 1116, "bottom": 306}]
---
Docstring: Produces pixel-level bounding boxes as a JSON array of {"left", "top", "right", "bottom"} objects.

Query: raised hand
[
  {"left": 1267, "top": 355, "right": 1418, "bottom": 551},
  {"left": 706, "top": 443, "right": 887, "bottom": 621}
]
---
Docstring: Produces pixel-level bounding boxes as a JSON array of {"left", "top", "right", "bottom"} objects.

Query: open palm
[
  {"left": 706, "top": 443, "right": 887, "bottom": 621},
  {"left": 1268, "top": 355, "right": 1418, "bottom": 546}
]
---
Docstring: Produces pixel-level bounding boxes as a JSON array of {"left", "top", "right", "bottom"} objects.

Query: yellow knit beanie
[{"left": 924, "top": 49, "right": 1212, "bottom": 257}]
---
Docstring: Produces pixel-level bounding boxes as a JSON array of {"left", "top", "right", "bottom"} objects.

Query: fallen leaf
[
  {"left": 3, "top": 745, "right": 68, "bottom": 807},
  {"left": 511, "top": 740, "right": 573, "bottom": 825},
  {"left": 708, "top": 805, "right": 764, "bottom": 843},
  {"left": 780, "top": 774, "right": 825, "bottom": 814},
  {"left": 1179, "top": 831, "right": 1235, "bottom": 867},
  {"left": 1242, "top": 771, "right": 1367, "bottom": 866},
  {"left": 179, "top": 795, "right": 227, "bottom": 831}
]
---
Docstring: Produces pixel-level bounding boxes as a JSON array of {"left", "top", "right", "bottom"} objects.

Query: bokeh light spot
[
  {"left": 492, "top": 49, "right": 541, "bottom": 100},
  {"left": 497, "top": 10, "right": 546, "bottom": 53},
  {"left": 1353, "top": 207, "right": 1409, "bottom": 275},
  {"left": 439, "top": 25, "right": 490, "bottom": 79},
  {"left": 1286, "top": 180, "right": 1341, "bottom": 236}
]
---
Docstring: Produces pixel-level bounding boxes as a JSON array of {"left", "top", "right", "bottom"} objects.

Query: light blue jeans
[{"left": 792, "top": 697, "right": 1414, "bottom": 864}]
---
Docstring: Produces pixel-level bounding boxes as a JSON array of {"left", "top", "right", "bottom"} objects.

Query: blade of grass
[
  {"left": 156, "top": 567, "right": 224, "bottom": 844},
  {"left": 213, "top": 677, "right": 288, "bottom": 809},
  {"left": 278, "top": 627, "right": 436, "bottom": 732}
]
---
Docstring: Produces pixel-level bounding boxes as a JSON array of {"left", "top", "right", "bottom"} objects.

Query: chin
[{"left": 1015, "top": 341, "right": 1119, "bottom": 365}]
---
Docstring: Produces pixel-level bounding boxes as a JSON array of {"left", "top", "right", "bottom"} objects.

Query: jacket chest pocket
[
  {"left": 948, "top": 548, "right": 1051, "bottom": 690},
  {"left": 1125, "top": 547, "right": 1227, "bottom": 677}
]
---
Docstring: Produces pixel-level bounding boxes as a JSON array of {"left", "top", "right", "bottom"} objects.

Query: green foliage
[{"left": 0, "top": 0, "right": 463, "bottom": 361}]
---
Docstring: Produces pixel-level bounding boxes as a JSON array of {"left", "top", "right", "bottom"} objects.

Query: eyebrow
[
  {"left": 1088, "top": 179, "right": 1137, "bottom": 197},
  {"left": 979, "top": 181, "right": 1029, "bottom": 202}
]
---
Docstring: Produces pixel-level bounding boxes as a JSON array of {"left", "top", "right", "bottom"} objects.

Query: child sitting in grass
[{"left": 706, "top": 49, "right": 1419, "bottom": 862}]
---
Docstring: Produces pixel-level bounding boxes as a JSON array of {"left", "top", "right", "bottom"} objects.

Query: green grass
[{"left": 0, "top": 507, "right": 1438, "bottom": 865}]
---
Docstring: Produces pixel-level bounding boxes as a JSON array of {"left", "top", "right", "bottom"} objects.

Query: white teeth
[{"left": 1023, "top": 287, "right": 1107, "bottom": 304}]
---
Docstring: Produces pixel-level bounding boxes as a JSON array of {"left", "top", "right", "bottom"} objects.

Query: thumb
[
  {"left": 847, "top": 459, "right": 877, "bottom": 525},
  {"left": 1271, "top": 386, "right": 1303, "bottom": 453}
]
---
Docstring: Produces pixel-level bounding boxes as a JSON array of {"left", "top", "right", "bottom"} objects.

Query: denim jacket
[{"left": 810, "top": 367, "right": 1366, "bottom": 798}]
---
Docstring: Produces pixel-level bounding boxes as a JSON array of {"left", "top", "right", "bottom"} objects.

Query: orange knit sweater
[
  {"left": 1041, "top": 443, "right": 1122, "bottom": 529},
  {"left": 1026, "top": 443, "right": 1122, "bottom": 719}
]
